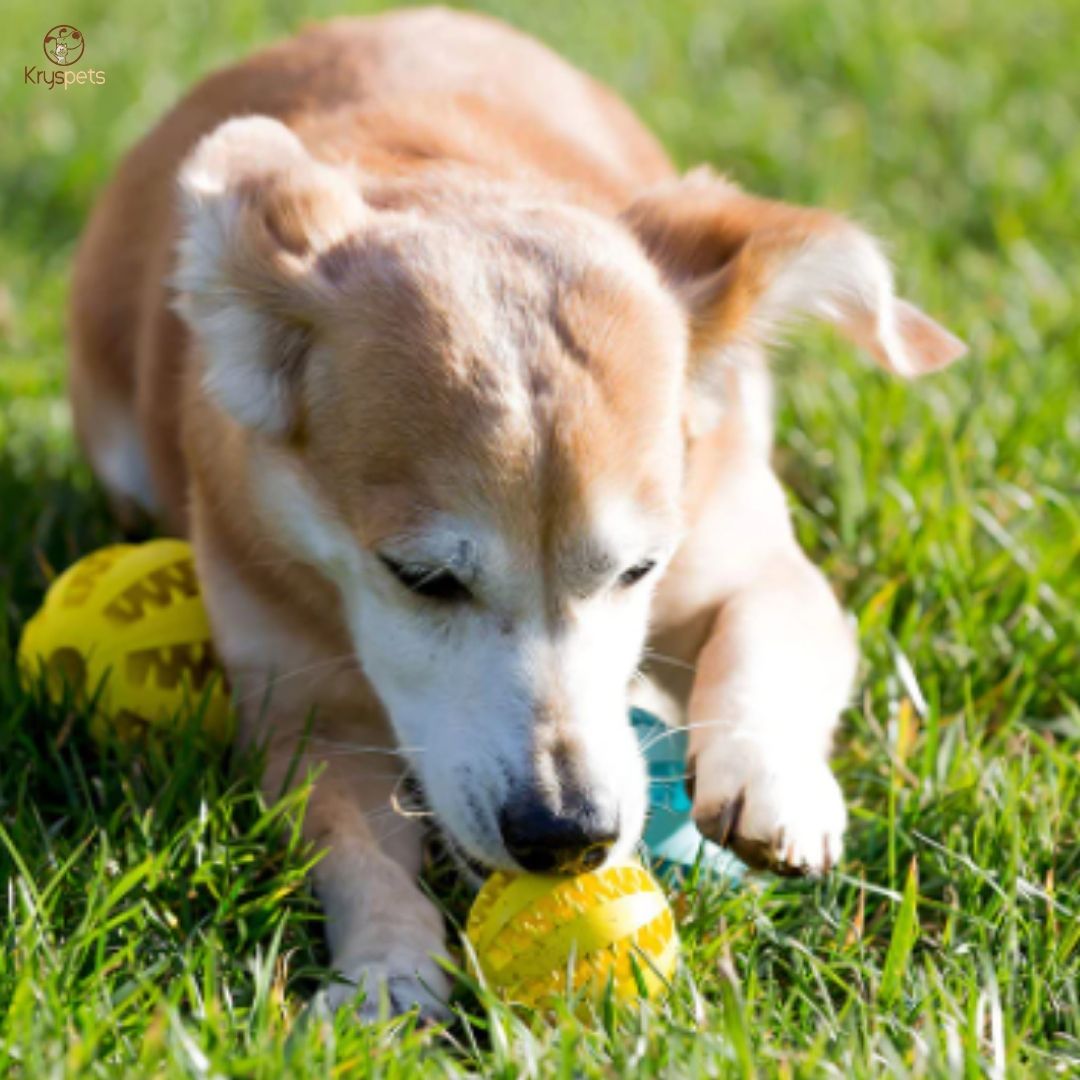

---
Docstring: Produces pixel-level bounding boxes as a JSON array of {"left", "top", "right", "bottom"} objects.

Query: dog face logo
[{"left": 44, "top": 25, "right": 84, "bottom": 67}]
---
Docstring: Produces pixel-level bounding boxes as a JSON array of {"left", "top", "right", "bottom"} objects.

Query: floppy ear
[
  {"left": 623, "top": 171, "right": 966, "bottom": 407},
  {"left": 173, "top": 116, "right": 367, "bottom": 435}
]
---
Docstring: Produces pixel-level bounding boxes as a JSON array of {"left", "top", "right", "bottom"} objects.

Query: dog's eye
[
  {"left": 618, "top": 559, "right": 657, "bottom": 588},
  {"left": 379, "top": 556, "right": 471, "bottom": 603}
]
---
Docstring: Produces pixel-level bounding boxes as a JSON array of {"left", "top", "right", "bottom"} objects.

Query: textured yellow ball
[
  {"left": 17, "top": 540, "right": 231, "bottom": 743},
  {"left": 466, "top": 860, "right": 678, "bottom": 1011}
]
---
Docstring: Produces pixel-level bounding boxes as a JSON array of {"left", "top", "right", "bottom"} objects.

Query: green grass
[{"left": 1, "top": 0, "right": 1078, "bottom": 1074}]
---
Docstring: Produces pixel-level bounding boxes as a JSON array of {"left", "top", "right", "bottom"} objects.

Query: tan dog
[{"left": 69, "top": 8, "right": 965, "bottom": 1018}]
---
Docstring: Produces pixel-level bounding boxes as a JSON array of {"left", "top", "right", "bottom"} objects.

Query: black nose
[{"left": 499, "top": 799, "right": 617, "bottom": 875}]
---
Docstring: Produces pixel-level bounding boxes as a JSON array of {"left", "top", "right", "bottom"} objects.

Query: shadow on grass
[{"left": 0, "top": 440, "right": 120, "bottom": 623}]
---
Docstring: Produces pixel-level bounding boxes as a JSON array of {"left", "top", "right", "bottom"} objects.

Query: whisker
[
  {"left": 659, "top": 718, "right": 732, "bottom": 734},
  {"left": 641, "top": 648, "right": 698, "bottom": 674},
  {"left": 236, "top": 555, "right": 312, "bottom": 572},
  {"left": 303, "top": 770, "right": 415, "bottom": 783},
  {"left": 636, "top": 716, "right": 732, "bottom": 753},
  {"left": 302, "top": 737, "right": 424, "bottom": 757},
  {"left": 390, "top": 787, "right": 435, "bottom": 819},
  {"left": 360, "top": 802, "right": 431, "bottom": 823},
  {"left": 235, "top": 653, "right": 358, "bottom": 705},
  {"left": 367, "top": 817, "right": 428, "bottom": 847},
  {"left": 357, "top": 806, "right": 408, "bottom": 823},
  {"left": 639, "top": 727, "right": 680, "bottom": 753}
]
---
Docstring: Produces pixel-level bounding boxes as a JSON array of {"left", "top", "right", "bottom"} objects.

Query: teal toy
[{"left": 630, "top": 708, "right": 743, "bottom": 882}]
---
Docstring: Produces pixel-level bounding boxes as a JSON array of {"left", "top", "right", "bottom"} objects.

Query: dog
[{"left": 68, "top": 8, "right": 965, "bottom": 1018}]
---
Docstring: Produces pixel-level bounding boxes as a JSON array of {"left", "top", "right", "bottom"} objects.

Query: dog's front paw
[
  {"left": 691, "top": 735, "right": 846, "bottom": 876},
  {"left": 324, "top": 948, "right": 452, "bottom": 1023}
]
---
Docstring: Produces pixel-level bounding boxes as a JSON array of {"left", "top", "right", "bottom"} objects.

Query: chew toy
[
  {"left": 17, "top": 540, "right": 231, "bottom": 742},
  {"left": 465, "top": 859, "right": 678, "bottom": 1011}
]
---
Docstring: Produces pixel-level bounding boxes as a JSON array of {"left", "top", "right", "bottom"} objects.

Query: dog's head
[{"left": 175, "top": 117, "right": 963, "bottom": 873}]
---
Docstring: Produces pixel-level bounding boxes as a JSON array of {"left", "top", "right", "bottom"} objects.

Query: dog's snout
[{"left": 499, "top": 798, "right": 617, "bottom": 875}]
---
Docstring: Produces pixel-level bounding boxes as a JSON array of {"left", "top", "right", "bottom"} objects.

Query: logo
[
  {"left": 44, "top": 24, "right": 84, "bottom": 66},
  {"left": 26, "top": 24, "right": 104, "bottom": 88}
]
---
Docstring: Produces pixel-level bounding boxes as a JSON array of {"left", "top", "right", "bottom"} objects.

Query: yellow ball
[
  {"left": 17, "top": 540, "right": 231, "bottom": 743},
  {"left": 466, "top": 860, "right": 678, "bottom": 1012}
]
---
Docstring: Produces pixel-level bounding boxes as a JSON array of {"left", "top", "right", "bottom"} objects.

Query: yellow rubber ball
[
  {"left": 17, "top": 540, "right": 231, "bottom": 743},
  {"left": 466, "top": 860, "right": 678, "bottom": 1012}
]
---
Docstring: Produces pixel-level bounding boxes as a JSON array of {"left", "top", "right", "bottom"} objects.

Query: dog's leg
[
  {"left": 197, "top": 547, "right": 451, "bottom": 1021},
  {"left": 257, "top": 716, "right": 452, "bottom": 1021},
  {"left": 664, "top": 435, "right": 858, "bottom": 877},
  {"left": 687, "top": 549, "right": 857, "bottom": 875}
]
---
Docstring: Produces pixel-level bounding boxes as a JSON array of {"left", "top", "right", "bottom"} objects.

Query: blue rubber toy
[{"left": 630, "top": 708, "right": 743, "bottom": 883}]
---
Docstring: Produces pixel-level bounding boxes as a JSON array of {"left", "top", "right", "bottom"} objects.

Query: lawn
[{"left": 1, "top": 0, "right": 1078, "bottom": 1075}]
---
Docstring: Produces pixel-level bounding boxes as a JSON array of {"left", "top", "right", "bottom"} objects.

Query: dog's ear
[
  {"left": 623, "top": 171, "right": 965, "bottom": 412},
  {"left": 174, "top": 116, "right": 367, "bottom": 435}
]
